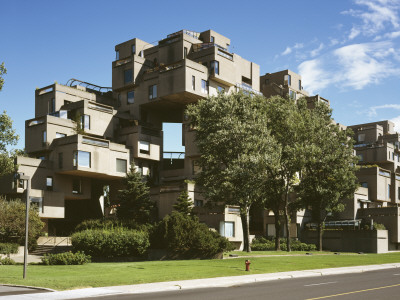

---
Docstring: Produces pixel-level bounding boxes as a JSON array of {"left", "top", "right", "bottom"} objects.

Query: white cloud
[
  {"left": 349, "top": 27, "right": 361, "bottom": 39},
  {"left": 367, "top": 104, "right": 400, "bottom": 117},
  {"left": 282, "top": 47, "right": 292, "bottom": 55},
  {"left": 298, "top": 59, "right": 332, "bottom": 94},
  {"left": 294, "top": 43, "right": 304, "bottom": 49},
  {"left": 310, "top": 43, "right": 325, "bottom": 57},
  {"left": 391, "top": 115, "right": 400, "bottom": 132}
]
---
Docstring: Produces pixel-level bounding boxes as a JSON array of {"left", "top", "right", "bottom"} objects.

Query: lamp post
[{"left": 17, "top": 173, "right": 30, "bottom": 279}]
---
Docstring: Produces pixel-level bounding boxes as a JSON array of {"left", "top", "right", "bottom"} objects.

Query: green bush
[
  {"left": 0, "top": 197, "right": 44, "bottom": 250},
  {"left": 151, "top": 211, "right": 234, "bottom": 259},
  {"left": 41, "top": 251, "right": 91, "bottom": 265},
  {"left": 71, "top": 228, "right": 150, "bottom": 258},
  {"left": 74, "top": 218, "right": 151, "bottom": 232},
  {"left": 374, "top": 223, "right": 386, "bottom": 230},
  {"left": 251, "top": 237, "right": 316, "bottom": 251},
  {"left": 0, "top": 242, "right": 19, "bottom": 255},
  {"left": 0, "top": 257, "right": 16, "bottom": 265}
]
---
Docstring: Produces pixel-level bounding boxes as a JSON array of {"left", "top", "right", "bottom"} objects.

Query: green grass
[
  {"left": 1, "top": 252, "right": 400, "bottom": 290},
  {"left": 224, "top": 251, "right": 334, "bottom": 257}
]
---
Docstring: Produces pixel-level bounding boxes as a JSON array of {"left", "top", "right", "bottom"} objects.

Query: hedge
[
  {"left": 41, "top": 251, "right": 91, "bottom": 265},
  {"left": 0, "top": 242, "right": 19, "bottom": 255}
]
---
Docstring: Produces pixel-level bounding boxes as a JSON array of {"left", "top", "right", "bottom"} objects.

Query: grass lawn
[
  {"left": 224, "top": 251, "right": 334, "bottom": 257},
  {"left": 1, "top": 252, "right": 400, "bottom": 290}
]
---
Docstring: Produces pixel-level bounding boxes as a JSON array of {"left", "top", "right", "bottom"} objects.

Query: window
[
  {"left": 299, "top": 80, "right": 302, "bottom": 90},
  {"left": 379, "top": 169, "right": 390, "bottom": 177},
  {"left": 357, "top": 154, "right": 364, "bottom": 162},
  {"left": 49, "top": 98, "right": 55, "bottom": 114},
  {"left": 81, "top": 114, "right": 90, "bottom": 130},
  {"left": 139, "top": 50, "right": 144, "bottom": 57},
  {"left": 116, "top": 158, "right": 127, "bottom": 173},
  {"left": 139, "top": 141, "right": 150, "bottom": 154},
  {"left": 58, "top": 152, "right": 63, "bottom": 169},
  {"left": 116, "top": 50, "right": 119, "bottom": 60},
  {"left": 192, "top": 75, "right": 195, "bottom": 90},
  {"left": 358, "top": 134, "right": 365, "bottom": 142},
  {"left": 388, "top": 184, "right": 391, "bottom": 199},
  {"left": 192, "top": 160, "right": 201, "bottom": 175},
  {"left": 220, "top": 221, "right": 234, "bottom": 237},
  {"left": 195, "top": 200, "right": 203, "bottom": 207},
  {"left": 124, "top": 69, "right": 133, "bottom": 84},
  {"left": 210, "top": 60, "right": 219, "bottom": 75},
  {"left": 284, "top": 74, "right": 291, "bottom": 86},
  {"left": 72, "top": 179, "right": 82, "bottom": 194},
  {"left": 361, "top": 182, "right": 368, "bottom": 188},
  {"left": 149, "top": 84, "right": 157, "bottom": 100},
  {"left": 201, "top": 80, "right": 208, "bottom": 94},
  {"left": 46, "top": 176, "right": 53, "bottom": 191},
  {"left": 131, "top": 44, "right": 135, "bottom": 54},
  {"left": 59, "top": 110, "right": 68, "bottom": 119},
  {"left": 64, "top": 100, "right": 71, "bottom": 105},
  {"left": 184, "top": 47, "right": 188, "bottom": 58},
  {"left": 30, "top": 197, "right": 43, "bottom": 213},
  {"left": 211, "top": 36, "right": 215, "bottom": 43},
  {"left": 127, "top": 90, "right": 135, "bottom": 104},
  {"left": 73, "top": 151, "right": 91, "bottom": 168},
  {"left": 217, "top": 86, "right": 225, "bottom": 93},
  {"left": 289, "top": 90, "right": 296, "bottom": 100},
  {"left": 42, "top": 130, "right": 47, "bottom": 144},
  {"left": 55, "top": 132, "right": 66, "bottom": 139}
]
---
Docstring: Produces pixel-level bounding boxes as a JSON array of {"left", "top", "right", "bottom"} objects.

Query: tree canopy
[
  {"left": 0, "top": 62, "right": 6, "bottom": 91},
  {"left": 186, "top": 92, "right": 281, "bottom": 252},
  {"left": 173, "top": 190, "right": 193, "bottom": 215}
]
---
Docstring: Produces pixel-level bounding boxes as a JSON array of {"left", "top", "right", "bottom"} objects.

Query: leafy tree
[
  {"left": 116, "top": 165, "right": 156, "bottom": 225},
  {"left": 0, "top": 111, "right": 19, "bottom": 176},
  {"left": 296, "top": 102, "right": 359, "bottom": 251},
  {"left": 173, "top": 190, "right": 193, "bottom": 215},
  {"left": 186, "top": 92, "right": 280, "bottom": 252},
  {"left": 262, "top": 96, "right": 309, "bottom": 251},
  {"left": 0, "top": 62, "right": 6, "bottom": 91},
  {"left": 0, "top": 197, "right": 44, "bottom": 250}
]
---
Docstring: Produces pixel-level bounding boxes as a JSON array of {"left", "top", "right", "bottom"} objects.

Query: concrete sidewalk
[{"left": 2, "top": 263, "right": 400, "bottom": 299}]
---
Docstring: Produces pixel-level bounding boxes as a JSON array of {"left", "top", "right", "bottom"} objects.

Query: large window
[
  {"left": 139, "top": 141, "right": 150, "bottom": 154},
  {"left": 115, "top": 50, "right": 119, "bottom": 60},
  {"left": 124, "top": 69, "right": 133, "bottom": 84},
  {"left": 80, "top": 114, "right": 90, "bottom": 130},
  {"left": 131, "top": 44, "right": 135, "bottom": 54},
  {"left": 116, "top": 158, "right": 127, "bottom": 173},
  {"left": 49, "top": 98, "right": 55, "bottom": 114},
  {"left": 73, "top": 151, "right": 91, "bottom": 168},
  {"left": 284, "top": 74, "right": 291, "bottom": 86},
  {"left": 210, "top": 60, "right": 219, "bottom": 75},
  {"left": 42, "top": 130, "right": 47, "bottom": 145},
  {"left": 220, "top": 221, "right": 234, "bottom": 237},
  {"left": 55, "top": 132, "right": 66, "bottom": 139},
  {"left": 184, "top": 47, "right": 188, "bottom": 58},
  {"left": 46, "top": 176, "right": 53, "bottom": 191},
  {"left": 358, "top": 134, "right": 365, "bottom": 142},
  {"left": 388, "top": 184, "right": 391, "bottom": 199},
  {"left": 30, "top": 197, "right": 43, "bottom": 213},
  {"left": 201, "top": 80, "right": 208, "bottom": 94},
  {"left": 72, "top": 179, "right": 82, "bottom": 194},
  {"left": 149, "top": 84, "right": 157, "bottom": 100},
  {"left": 127, "top": 90, "right": 135, "bottom": 104}
]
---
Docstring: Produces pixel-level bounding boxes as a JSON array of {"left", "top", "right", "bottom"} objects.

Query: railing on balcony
[
  {"left": 88, "top": 102, "right": 113, "bottom": 114},
  {"left": 167, "top": 30, "right": 200, "bottom": 40},
  {"left": 236, "top": 82, "right": 262, "bottom": 95},
  {"left": 163, "top": 152, "right": 185, "bottom": 170},
  {"left": 82, "top": 136, "right": 109, "bottom": 148}
]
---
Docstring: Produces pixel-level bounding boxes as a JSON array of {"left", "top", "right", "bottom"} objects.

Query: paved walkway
[{"left": 2, "top": 263, "right": 400, "bottom": 299}]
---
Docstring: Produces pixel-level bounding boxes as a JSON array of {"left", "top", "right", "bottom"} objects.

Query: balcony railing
[
  {"left": 235, "top": 82, "right": 262, "bottom": 95},
  {"left": 167, "top": 30, "right": 200, "bottom": 40}
]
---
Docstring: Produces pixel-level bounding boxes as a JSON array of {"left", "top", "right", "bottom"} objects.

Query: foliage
[
  {"left": 116, "top": 165, "right": 157, "bottom": 225},
  {"left": 173, "top": 190, "right": 193, "bottom": 215},
  {"left": 72, "top": 111, "right": 85, "bottom": 135},
  {"left": 0, "top": 257, "right": 16, "bottom": 265},
  {"left": 186, "top": 92, "right": 280, "bottom": 252},
  {"left": 0, "top": 197, "right": 44, "bottom": 250},
  {"left": 71, "top": 228, "right": 150, "bottom": 258},
  {"left": 373, "top": 223, "right": 386, "bottom": 230},
  {"left": 251, "top": 237, "right": 316, "bottom": 251},
  {"left": 41, "top": 251, "right": 91, "bottom": 265},
  {"left": 74, "top": 218, "right": 152, "bottom": 232},
  {"left": 151, "top": 211, "right": 234, "bottom": 259},
  {"left": 0, "top": 242, "right": 19, "bottom": 255},
  {"left": 0, "top": 62, "right": 6, "bottom": 91},
  {"left": 296, "top": 101, "right": 359, "bottom": 251},
  {"left": 0, "top": 111, "right": 20, "bottom": 176}
]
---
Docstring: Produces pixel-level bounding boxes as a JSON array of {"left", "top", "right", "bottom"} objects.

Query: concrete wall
[{"left": 301, "top": 230, "right": 388, "bottom": 253}]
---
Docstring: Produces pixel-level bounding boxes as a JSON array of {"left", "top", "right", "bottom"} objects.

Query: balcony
[{"left": 236, "top": 82, "right": 262, "bottom": 96}]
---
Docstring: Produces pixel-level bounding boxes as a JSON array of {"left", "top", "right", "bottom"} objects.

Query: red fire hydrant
[{"left": 245, "top": 259, "right": 251, "bottom": 271}]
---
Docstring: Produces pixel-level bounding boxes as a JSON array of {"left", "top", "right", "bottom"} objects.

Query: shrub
[
  {"left": 0, "top": 242, "right": 19, "bottom": 255},
  {"left": 374, "top": 223, "right": 386, "bottom": 230},
  {"left": 0, "top": 197, "right": 44, "bottom": 250},
  {"left": 41, "top": 251, "right": 91, "bottom": 265},
  {"left": 0, "top": 257, "right": 16, "bottom": 265},
  {"left": 74, "top": 218, "right": 151, "bottom": 232},
  {"left": 71, "top": 228, "right": 150, "bottom": 258},
  {"left": 251, "top": 236, "right": 316, "bottom": 252},
  {"left": 151, "top": 211, "right": 234, "bottom": 259}
]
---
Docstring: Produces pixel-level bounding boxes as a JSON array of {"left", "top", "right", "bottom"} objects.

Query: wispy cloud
[
  {"left": 367, "top": 104, "right": 400, "bottom": 117},
  {"left": 282, "top": 47, "right": 292, "bottom": 56},
  {"left": 310, "top": 43, "right": 325, "bottom": 57}
]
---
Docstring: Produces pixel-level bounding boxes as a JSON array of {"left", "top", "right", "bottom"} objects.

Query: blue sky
[{"left": 1, "top": 0, "right": 400, "bottom": 152}]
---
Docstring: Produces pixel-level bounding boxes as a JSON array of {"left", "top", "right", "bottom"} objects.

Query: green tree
[
  {"left": 0, "top": 197, "right": 44, "bottom": 250},
  {"left": 0, "top": 111, "right": 19, "bottom": 176},
  {"left": 262, "top": 96, "right": 309, "bottom": 252},
  {"left": 186, "top": 92, "right": 280, "bottom": 252},
  {"left": 173, "top": 190, "right": 193, "bottom": 215},
  {"left": 0, "top": 62, "right": 6, "bottom": 91},
  {"left": 116, "top": 165, "right": 156, "bottom": 225},
  {"left": 296, "top": 102, "right": 359, "bottom": 251}
]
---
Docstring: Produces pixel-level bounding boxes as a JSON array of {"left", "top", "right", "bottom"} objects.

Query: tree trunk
[
  {"left": 284, "top": 187, "right": 291, "bottom": 252},
  {"left": 317, "top": 211, "right": 323, "bottom": 251},
  {"left": 240, "top": 208, "right": 251, "bottom": 252},
  {"left": 273, "top": 208, "right": 281, "bottom": 251}
]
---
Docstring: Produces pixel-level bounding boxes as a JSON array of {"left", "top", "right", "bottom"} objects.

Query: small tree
[
  {"left": 116, "top": 165, "right": 156, "bottom": 225},
  {"left": 173, "top": 190, "right": 193, "bottom": 215},
  {"left": 0, "top": 62, "right": 6, "bottom": 91},
  {"left": 0, "top": 111, "right": 20, "bottom": 176},
  {"left": 296, "top": 102, "right": 359, "bottom": 251}
]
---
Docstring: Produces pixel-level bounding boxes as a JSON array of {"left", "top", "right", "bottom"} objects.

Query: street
[{"left": 77, "top": 268, "right": 400, "bottom": 300}]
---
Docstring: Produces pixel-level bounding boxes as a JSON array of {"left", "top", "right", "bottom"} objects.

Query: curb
[{"left": 0, "top": 284, "right": 56, "bottom": 292}]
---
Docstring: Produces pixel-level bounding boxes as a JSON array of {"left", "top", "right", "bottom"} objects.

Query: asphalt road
[
  {"left": 79, "top": 268, "right": 400, "bottom": 300},
  {"left": 0, "top": 285, "right": 49, "bottom": 297}
]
